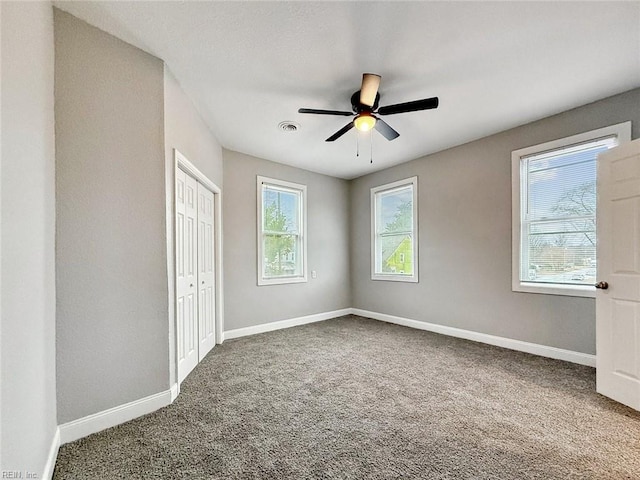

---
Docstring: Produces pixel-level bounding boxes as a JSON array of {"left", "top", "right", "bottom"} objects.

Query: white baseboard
[
  {"left": 351, "top": 308, "right": 596, "bottom": 367},
  {"left": 222, "top": 307, "right": 594, "bottom": 366},
  {"left": 170, "top": 383, "right": 180, "bottom": 402},
  {"left": 59, "top": 388, "right": 173, "bottom": 445},
  {"left": 223, "top": 308, "right": 352, "bottom": 340},
  {"left": 42, "top": 427, "right": 60, "bottom": 479},
  {"left": 46, "top": 306, "right": 593, "bottom": 474}
]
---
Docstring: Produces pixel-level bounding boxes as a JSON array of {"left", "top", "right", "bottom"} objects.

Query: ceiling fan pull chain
[
  {"left": 370, "top": 133, "right": 373, "bottom": 164},
  {"left": 356, "top": 132, "right": 359, "bottom": 157}
]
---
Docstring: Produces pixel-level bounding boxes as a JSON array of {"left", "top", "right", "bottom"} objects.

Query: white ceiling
[{"left": 55, "top": 1, "right": 640, "bottom": 179}]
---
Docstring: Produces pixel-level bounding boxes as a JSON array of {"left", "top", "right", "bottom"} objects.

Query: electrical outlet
[{"left": 311, "top": 270, "right": 317, "bottom": 279}]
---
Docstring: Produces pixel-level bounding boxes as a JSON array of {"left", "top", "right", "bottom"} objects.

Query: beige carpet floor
[{"left": 54, "top": 315, "right": 640, "bottom": 479}]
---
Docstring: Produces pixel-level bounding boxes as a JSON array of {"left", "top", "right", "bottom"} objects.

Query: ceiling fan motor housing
[{"left": 351, "top": 91, "right": 380, "bottom": 113}]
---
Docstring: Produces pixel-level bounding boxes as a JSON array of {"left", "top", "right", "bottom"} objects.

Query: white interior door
[
  {"left": 176, "top": 169, "right": 199, "bottom": 383},
  {"left": 596, "top": 139, "right": 640, "bottom": 411},
  {"left": 197, "top": 183, "right": 216, "bottom": 360}
]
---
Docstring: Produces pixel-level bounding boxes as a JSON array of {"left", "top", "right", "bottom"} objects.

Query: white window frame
[
  {"left": 257, "top": 176, "right": 307, "bottom": 286},
  {"left": 371, "top": 176, "right": 419, "bottom": 283},
  {"left": 511, "top": 122, "right": 631, "bottom": 297}
]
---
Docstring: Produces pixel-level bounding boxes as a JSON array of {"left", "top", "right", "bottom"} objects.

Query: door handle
[
  {"left": 595, "top": 281, "right": 608, "bottom": 290},
  {"left": 190, "top": 283, "right": 194, "bottom": 288}
]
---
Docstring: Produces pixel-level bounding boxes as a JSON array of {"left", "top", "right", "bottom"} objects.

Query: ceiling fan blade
[
  {"left": 298, "top": 108, "right": 353, "bottom": 116},
  {"left": 378, "top": 97, "right": 439, "bottom": 115},
  {"left": 360, "top": 73, "right": 381, "bottom": 107},
  {"left": 374, "top": 118, "right": 400, "bottom": 141},
  {"left": 326, "top": 122, "right": 355, "bottom": 142}
]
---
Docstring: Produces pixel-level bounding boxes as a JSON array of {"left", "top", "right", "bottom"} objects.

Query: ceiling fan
[{"left": 298, "top": 73, "right": 439, "bottom": 142}]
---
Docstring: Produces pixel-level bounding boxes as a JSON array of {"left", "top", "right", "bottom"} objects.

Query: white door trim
[{"left": 172, "top": 150, "right": 223, "bottom": 390}]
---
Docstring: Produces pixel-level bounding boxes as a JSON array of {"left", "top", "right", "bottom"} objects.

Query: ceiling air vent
[{"left": 278, "top": 121, "right": 300, "bottom": 132}]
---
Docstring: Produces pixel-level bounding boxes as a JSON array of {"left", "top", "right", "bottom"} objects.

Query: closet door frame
[{"left": 171, "top": 149, "right": 223, "bottom": 396}]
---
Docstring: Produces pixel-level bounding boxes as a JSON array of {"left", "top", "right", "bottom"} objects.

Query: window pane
[
  {"left": 526, "top": 139, "right": 613, "bottom": 222},
  {"left": 263, "top": 234, "right": 299, "bottom": 277},
  {"left": 263, "top": 187, "right": 299, "bottom": 233},
  {"left": 523, "top": 145, "right": 600, "bottom": 286},
  {"left": 380, "top": 234, "right": 413, "bottom": 274},
  {"left": 526, "top": 223, "right": 596, "bottom": 285},
  {"left": 378, "top": 186, "right": 413, "bottom": 234},
  {"left": 528, "top": 162, "right": 596, "bottom": 220}
]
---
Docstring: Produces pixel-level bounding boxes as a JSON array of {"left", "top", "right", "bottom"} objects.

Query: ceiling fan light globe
[{"left": 354, "top": 114, "right": 376, "bottom": 132}]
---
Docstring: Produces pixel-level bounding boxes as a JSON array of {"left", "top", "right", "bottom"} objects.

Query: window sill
[
  {"left": 258, "top": 275, "right": 307, "bottom": 286},
  {"left": 513, "top": 282, "right": 595, "bottom": 298},
  {"left": 372, "top": 274, "right": 418, "bottom": 283}
]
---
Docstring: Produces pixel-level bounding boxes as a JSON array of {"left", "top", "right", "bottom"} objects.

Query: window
[
  {"left": 257, "top": 176, "right": 307, "bottom": 285},
  {"left": 512, "top": 122, "right": 630, "bottom": 297},
  {"left": 371, "top": 177, "right": 418, "bottom": 282}
]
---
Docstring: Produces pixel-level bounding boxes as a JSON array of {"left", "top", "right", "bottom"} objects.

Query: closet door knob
[{"left": 595, "top": 281, "right": 608, "bottom": 290}]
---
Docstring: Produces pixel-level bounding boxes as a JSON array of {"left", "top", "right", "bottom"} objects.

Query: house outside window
[
  {"left": 371, "top": 177, "right": 418, "bottom": 282},
  {"left": 257, "top": 176, "right": 307, "bottom": 285},
  {"left": 511, "top": 122, "right": 630, "bottom": 297}
]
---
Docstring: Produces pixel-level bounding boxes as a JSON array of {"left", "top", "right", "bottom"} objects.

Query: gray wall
[
  {"left": 0, "top": 2, "right": 58, "bottom": 475},
  {"left": 223, "top": 149, "right": 351, "bottom": 330},
  {"left": 164, "top": 67, "right": 223, "bottom": 184},
  {"left": 55, "top": 10, "right": 168, "bottom": 424},
  {"left": 164, "top": 66, "right": 223, "bottom": 386},
  {"left": 351, "top": 88, "right": 640, "bottom": 355}
]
